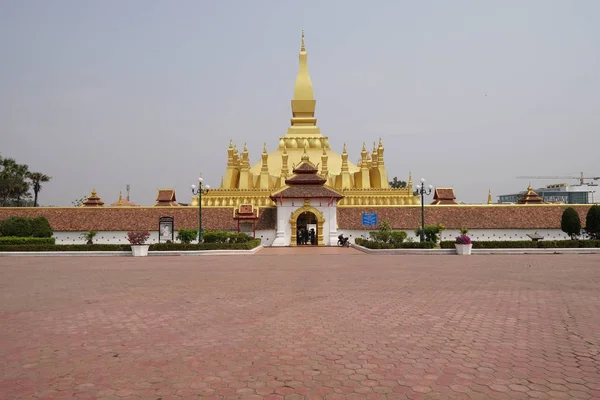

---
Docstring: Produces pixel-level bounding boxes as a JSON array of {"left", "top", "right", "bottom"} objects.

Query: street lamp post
[
  {"left": 191, "top": 177, "right": 210, "bottom": 243},
  {"left": 415, "top": 178, "right": 433, "bottom": 243}
]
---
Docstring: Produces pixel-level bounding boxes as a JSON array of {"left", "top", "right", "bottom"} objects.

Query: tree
[
  {"left": 561, "top": 207, "right": 581, "bottom": 239},
  {"left": 72, "top": 195, "right": 87, "bottom": 207},
  {"left": 389, "top": 177, "right": 407, "bottom": 189},
  {"left": 585, "top": 205, "right": 600, "bottom": 240},
  {"left": 0, "top": 156, "right": 31, "bottom": 206},
  {"left": 28, "top": 172, "right": 51, "bottom": 207}
]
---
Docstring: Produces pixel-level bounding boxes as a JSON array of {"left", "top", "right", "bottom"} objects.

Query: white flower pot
[
  {"left": 455, "top": 244, "right": 473, "bottom": 255},
  {"left": 131, "top": 244, "right": 150, "bottom": 257}
]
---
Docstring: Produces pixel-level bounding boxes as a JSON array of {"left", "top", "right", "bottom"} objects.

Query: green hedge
[
  {"left": 355, "top": 238, "right": 436, "bottom": 249},
  {"left": 0, "top": 239, "right": 261, "bottom": 252},
  {"left": 203, "top": 230, "right": 251, "bottom": 243},
  {"left": 0, "top": 216, "right": 53, "bottom": 237},
  {"left": 440, "top": 240, "right": 600, "bottom": 249},
  {"left": 0, "top": 236, "right": 56, "bottom": 245}
]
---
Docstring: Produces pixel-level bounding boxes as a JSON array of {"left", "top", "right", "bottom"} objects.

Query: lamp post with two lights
[{"left": 191, "top": 177, "right": 210, "bottom": 243}]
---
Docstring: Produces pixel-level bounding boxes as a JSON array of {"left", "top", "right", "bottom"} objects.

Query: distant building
[{"left": 498, "top": 183, "right": 597, "bottom": 204}]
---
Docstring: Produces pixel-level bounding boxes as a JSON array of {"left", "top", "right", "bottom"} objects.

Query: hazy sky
[{"left": 1, "top": 0, "right": 599, "bottom": 206}]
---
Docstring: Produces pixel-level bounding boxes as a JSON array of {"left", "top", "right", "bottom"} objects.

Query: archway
[
  {"left": 289, "top": 203, "right": 325, "bottom": 246},
  {"left": 296, "top": 211, "right": 317, "bottom": 245}
]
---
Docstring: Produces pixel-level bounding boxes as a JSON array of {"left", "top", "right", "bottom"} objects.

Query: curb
[
  {"left": 351, "top": 244, "right": 600, "bottom": 255},
  {"left": 0, "top": 245, "right": 264, "bottom": 257}
]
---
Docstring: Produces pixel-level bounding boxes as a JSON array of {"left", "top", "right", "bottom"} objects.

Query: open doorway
[{"left": 296, "top": 211, "right": 317, "bottom": 245}]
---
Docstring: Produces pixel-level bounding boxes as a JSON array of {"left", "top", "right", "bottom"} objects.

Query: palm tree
[{"left": 28, "top": 172, "right": 51, "bottom": 207}]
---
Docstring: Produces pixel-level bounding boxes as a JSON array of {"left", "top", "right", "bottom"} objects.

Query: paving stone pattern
[{"left": 1, "top": 254, "right": 599, "bottom": 399}]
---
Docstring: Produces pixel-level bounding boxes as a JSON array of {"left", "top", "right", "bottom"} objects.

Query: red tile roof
[
  {"left": 154, "top": 189, "right": 180, "bottom": 207},
  {"left": 431, "top": 188, "right": 458, "bottom": 205},
  {"left": 0, "top": 204, "right": 592, "bottom": 232}
]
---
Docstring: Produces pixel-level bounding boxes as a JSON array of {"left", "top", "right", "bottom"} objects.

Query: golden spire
[
  {"left": 292, "top": 30, "right": 314, "bottom": 101},
  {"left": 281, "top": 145, "right": 289, "bottom": 177},
  {"left": 118, "top": 191, "right": 122, "bottom": 201},
  {"left": 342, "top": 143, "right": 347, "bottom": 154},
  {"left": 288, "top": 30, "right": 319, "bottom": 134},
  {"left": 408, "top": 172, "right": 413, "bottom": 191},
  {"left": 488, "top": 189, "right": 493, "bottom": 205},
  {"left": 377, "top": 138, "right": 384, "bottom": 166},
  {"left": 321, "top": 146, "right": 329, "bottom": 177},
  {"left": 260, "top": 143, "right": 269, "bottom": 173}
]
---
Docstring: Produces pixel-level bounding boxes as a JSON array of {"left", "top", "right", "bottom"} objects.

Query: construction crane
[{"left": 516, "top": 172, "right": 600, "bottom": 186}]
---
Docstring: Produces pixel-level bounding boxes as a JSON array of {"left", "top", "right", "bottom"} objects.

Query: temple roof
[
  {"left": 517, "top": 185, "right": 545, "bottom": 204},
  {"left": 271, "top": 153, "right": 343, "bottom": 200},
  {"left": 430, "top": 188, "right": 458, "bottom": 205},
  {"left": 284, "top": 153, "right": 326, "bottom": 185},
  {"left": 81, "top": 189, "right": 104, "bottom": 207},
  {"left": 154, "top": 189, "right": 181, "bottom": 207}
]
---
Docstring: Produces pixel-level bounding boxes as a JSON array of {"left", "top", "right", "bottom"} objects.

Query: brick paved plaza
[{"left": 1, "top": 252, "right": 599, "bottom": 400}]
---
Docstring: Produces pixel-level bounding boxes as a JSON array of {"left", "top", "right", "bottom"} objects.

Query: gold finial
[
  {"left": 118, "top": 191, "right": 122, "bottom": 201},
  {"left": 301, "top": 29, "right": 305, "bottom": 51},
  {"left": 343, "top": 143, "right": 347, "bottom": 154},
  {"left": 229, "top": 138, "right": 233, "bottom": 148},
  {"left": 488, "top": 189, "right": 492, "bottom": 205},
  {"left": 301, "top": 144, "right": 309, "bottom": 161},
  {"left": 243, "top": 142, "right": 248, "bottom": 152},
  {"left": 362, "top": 142, "right": 366, "bottom": 151},
  {"left": 263, "top": 142, "right": 267, "bottom": 153},
  {"left": 378, "top": 137, "right": 383, "bottom": 148}
]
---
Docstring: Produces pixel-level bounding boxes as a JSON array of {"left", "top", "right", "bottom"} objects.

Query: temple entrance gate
[
  {"left": 296, "top": 210, "right": 317, "bottom": 245},
  {"left": 290, "top": 204, "right": 325, "bottom": 246}
]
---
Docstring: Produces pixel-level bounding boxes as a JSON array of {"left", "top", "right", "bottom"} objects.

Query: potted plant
[
  {"left": 455, "top": 234, "right": 472, "bottom": 255},
  {"left": 127, "top": 231, "right": 151, "bottom": 257}
]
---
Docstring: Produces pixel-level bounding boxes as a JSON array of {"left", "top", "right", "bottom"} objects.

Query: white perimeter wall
[
  {"left": 54, "top": 230, "right": 277, "bottom": 245},
  {"left": 342, "top": 228, "right": 571, "bottom": 243}
]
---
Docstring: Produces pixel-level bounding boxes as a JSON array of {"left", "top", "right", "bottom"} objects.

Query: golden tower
[{"left": 201, "top": 31, "right": 417, "bottom": 208}]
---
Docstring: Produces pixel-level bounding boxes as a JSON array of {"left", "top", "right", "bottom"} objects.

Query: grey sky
[{"left": 1, "top": 0, "right": 599, "bottom": 206}]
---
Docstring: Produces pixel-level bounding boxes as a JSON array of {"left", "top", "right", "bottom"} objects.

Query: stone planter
[
  {"left": 131, "top": 244, "right": 150, "bottom": 257},
  {"left": 455, "top": 243, "right": 473, "bottom": 255}
]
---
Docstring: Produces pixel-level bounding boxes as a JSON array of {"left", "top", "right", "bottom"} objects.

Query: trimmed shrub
[
  {"left": 561, "top": 207, "right": 581, "bottom": 239},
  {"left": 414, "top": 224, "right": 444, "bottom": 243},
  {"left": 355, "top": 237, "right": 435, "bottom": 249},
  {"left": 203, "top": 230, "right": 251, "bottom": 243},
  {"left": 585, "top": 205, "right": 600, "bottom": 240},
  {"left": 0, "top": 236, "right": 56, "bottom": 245},
  {"left": 31, "top": 217, "right": 53, "bottom": 238},
  {"left": 176, "top": 229, "right": 198, "bottom": 244},
  {"left": 440, "top": 240, "right": 600, "bottom": 249},
  {"left": 0, "top": 216, "right": 33, "bottom": 237}
]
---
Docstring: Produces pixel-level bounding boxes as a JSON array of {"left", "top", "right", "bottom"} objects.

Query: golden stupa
[{"left": 196, "top": 31, "right": 417, "bottom": 208}]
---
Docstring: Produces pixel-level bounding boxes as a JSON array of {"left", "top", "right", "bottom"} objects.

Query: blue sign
[{"left": 362, "top": 212, "right": 377, "bottom": 226}]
